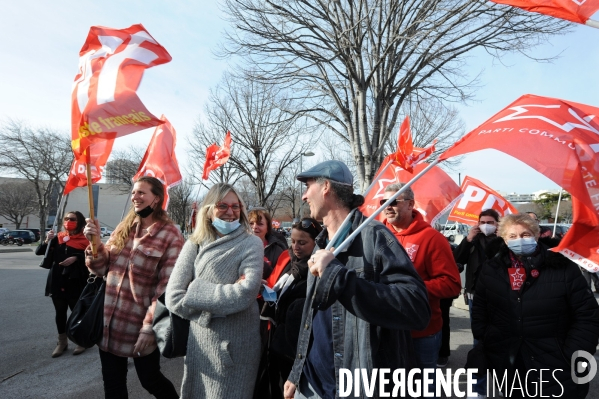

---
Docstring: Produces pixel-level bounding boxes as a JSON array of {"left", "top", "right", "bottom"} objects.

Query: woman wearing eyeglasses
[
  {"left": 36, "top": 210, "right": 89, "bottom": 357},
  {"left": 84, "top": 176, "right": 183, "bottom": 399},
  {"left": 166, "top": 183, "right": 264, "bottom": 399},
  {"left": 256, "top": 218, "right": 323, "bottom": 399}
]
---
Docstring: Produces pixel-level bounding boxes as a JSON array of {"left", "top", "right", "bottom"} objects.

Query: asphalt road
[{"left": 0, "top": 249, "right": 597, "bottom": 398}]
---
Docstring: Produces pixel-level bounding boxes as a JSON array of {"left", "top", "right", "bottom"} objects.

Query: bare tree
[
  {"left": 0, "top": 181, "right": 38, "bottom": 229},
  {"left": 221, "top": 0, "right": 568, "bottom": 190},
  {"left": 187, "top": 73, "right": 316, "bottom": 206},
  {"left": 0, "top": 120, "right": 72, "bottom": 239},
  {"left": 272, "top": 160, "right": 305, "bottom": 219},
  {"left": 104, "top": 146, "right": 145, "bottom": 193},
  {"left": 167, "top": 179, "right": 195, "bottom": 230}
]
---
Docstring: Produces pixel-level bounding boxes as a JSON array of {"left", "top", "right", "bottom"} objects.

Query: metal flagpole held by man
[
  {"left": 332, "top": 160, "right": 440, "bottom": 255},
  {"left": 552, "top": 189, "right": 563, "bottom": 238}
]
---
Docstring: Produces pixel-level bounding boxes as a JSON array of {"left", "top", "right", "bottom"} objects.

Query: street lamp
[{"left": 298, "top": 151, "right": 315, "bottom": 218}]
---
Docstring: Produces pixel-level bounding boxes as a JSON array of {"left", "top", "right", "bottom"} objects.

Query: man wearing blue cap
[{"left": 284, "top": 160, "right": 431, "bottom": 399}]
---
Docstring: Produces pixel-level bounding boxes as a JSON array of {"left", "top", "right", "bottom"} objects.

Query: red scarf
[{"left": 57, "top": 232, "right": 89, "bottom": 250}]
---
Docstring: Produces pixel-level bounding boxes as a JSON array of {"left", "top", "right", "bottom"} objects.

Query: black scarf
[{"left": 286, "top": 249, "right": 309, "bottom": 282}]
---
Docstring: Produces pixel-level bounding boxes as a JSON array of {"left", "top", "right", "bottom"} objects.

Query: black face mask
[{"left": 135, "top": 205, "right": 154, "bottom": 218}]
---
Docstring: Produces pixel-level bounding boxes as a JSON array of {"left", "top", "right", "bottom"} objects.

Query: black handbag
[
  {"left": 66, "top": 274, "right": 105, "bottom": 348},
  {"left": 152, "top": 292, "right": 189, "bottom": 358}
]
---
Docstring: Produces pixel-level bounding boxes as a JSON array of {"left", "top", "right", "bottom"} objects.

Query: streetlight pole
[{"left": 297, "top": 151, "right": 315, "bottom": 218}]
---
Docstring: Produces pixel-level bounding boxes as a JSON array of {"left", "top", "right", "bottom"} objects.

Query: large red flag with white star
[{"left": 440, "top": 94, "right": 599, "bottom": 271}]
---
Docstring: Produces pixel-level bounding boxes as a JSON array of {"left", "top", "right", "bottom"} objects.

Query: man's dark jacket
[
  {"left": 454, "top": 233, "right": 496, "bottom": 293},
  {"left": 288, "top": 210, "right": 431, "bottom": 399},
  {"left": 472, "top": 238, "right": 599, "bottom": 399}
]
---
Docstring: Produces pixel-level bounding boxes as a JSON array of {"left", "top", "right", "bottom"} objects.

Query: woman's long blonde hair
[
  {"left": 190, "top": 183, "right": 250, "bottom": 245},
  {"left": 111, "top": 176, "right": 172, "bottom": 251}
]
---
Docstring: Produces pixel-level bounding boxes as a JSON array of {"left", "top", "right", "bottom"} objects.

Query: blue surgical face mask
[
  {"left": 212, "top": 218, "right": 241, "bottom": 235},
  {"left": 507, "top": 237, "right": 537, "bottom": 256}
]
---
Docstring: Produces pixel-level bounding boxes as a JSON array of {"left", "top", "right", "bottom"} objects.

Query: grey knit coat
[{"left": 165, "top": 227, "right": 263, "bottom": 399}]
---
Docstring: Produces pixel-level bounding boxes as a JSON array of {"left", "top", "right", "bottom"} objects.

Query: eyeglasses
[
  {"left": 63, "top": 217, "right": 77, "bottom": 222},
  {"left": 380, "top": 199, "right": 409, "bottom": 207},
  {"left": 215, "top": 203, "right": 242, "bottom": 212}
]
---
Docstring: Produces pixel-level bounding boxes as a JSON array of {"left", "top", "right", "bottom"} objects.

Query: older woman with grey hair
[
  {"left": 472, "top": 213, "right": 599, "bottom": 399},
  {"left": 166, "top": 183, "right": 264, "bottom": 398}
]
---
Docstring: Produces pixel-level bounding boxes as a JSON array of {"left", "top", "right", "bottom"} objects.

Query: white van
[{"left": 441, "top": 223, "right": 470, "bottom": 244}]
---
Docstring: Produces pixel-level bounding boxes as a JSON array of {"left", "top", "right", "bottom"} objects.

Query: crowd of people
[{"left": 36, "top": 161, "right": 599, "bottom": 399}]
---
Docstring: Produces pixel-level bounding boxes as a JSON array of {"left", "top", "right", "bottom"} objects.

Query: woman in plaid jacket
[{"left": 84, "top": 176, "right": 184, "bottom": 399}]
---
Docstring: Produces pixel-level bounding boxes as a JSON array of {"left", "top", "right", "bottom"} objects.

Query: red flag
[
  {"left": 360, "top": 155, "right": 462, "bottom": 225},
  {"left": 554, "top": 197, "right": 599, "bottom": 272},
  {"left": 447, "top": 176, "right": 518, "bottom": 225},
  {"left": 491, "top": 0, "right": 599, "bottom": 24},
  {"left": 133, "top": 116, "right": 182, "bottom": 209},
  {"left": 71, "top": 24, "right": 172, "bottom": 158},
  {"left": 64, "top": 139, "right": 115, "bottom": 195},
  {"left": 393, "top": 116, "right": 436, "bottom": 173},
  {"left": 439, "top": 94, "right": 599, "bottom": 266},
  {"left": 202, "top": 131, "right": 232, "bottom": 180}
]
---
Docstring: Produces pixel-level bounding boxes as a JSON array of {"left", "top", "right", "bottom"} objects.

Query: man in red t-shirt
[{"left": 382, "top": 183, "right": 462, "bottom": 395}]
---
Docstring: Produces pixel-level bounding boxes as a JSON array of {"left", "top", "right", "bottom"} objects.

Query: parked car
[
  {"left": 0, "top": 228, "right": 10, "bottom": 236},
  {"left": 5, "top": 230, "right": 36, "bottom": 244},
  {"left": 22, "top": 228, "right": 41, "bottom": 242},
  {"left": 539, "top": 223, "right": 570, "bottom": 239},
  {"left": 100, "top": 227, "right": 113, "bottom": 237}
]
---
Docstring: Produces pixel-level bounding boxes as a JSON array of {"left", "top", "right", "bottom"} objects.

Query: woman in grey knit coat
[{"left": 166, "top": 183, "right": 264, "bottom": 398}]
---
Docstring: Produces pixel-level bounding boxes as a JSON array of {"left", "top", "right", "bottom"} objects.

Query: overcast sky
[{"left": 1, "top": 1, "right": 597, "bottom": 195}]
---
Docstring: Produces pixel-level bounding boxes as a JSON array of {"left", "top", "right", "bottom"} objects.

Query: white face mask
[{"left": 479, "top": 223, "right": 497, "bottom": 236}]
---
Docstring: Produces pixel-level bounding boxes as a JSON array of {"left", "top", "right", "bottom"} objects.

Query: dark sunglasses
[
  {"left": 63, "top": 217, "right": 77, "bottom": 222},
  {"left": 293, "top": 218, "right": 323, "bottom": 235},
  {"left": 380, "top": 199, "right": 409, "bottom": 207},
  {"left": 299, "top": 219, "right": 318, "bottom": 230}
]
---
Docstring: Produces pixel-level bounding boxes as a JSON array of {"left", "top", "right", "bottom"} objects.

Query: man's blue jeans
[
  {"left": 469, "top": 298, "right": 487, "bottom": 395},
  {"left": 413, "top": 330, "right": 442, "bottom": 397}
]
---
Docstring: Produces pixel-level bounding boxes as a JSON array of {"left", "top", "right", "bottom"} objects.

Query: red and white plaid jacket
[{"left": 86, "top": 220, "right": 183, "bottom": 357}]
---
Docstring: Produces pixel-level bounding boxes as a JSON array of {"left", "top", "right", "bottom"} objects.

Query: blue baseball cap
[{"left": 296, "top": 160, "right": 353, "bottom": 186}]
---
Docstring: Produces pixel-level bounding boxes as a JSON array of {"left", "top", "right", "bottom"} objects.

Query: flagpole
[
  {"left": 42, "top": 193, "right": 68, "bottom": 260},
  {"left": 333, "top": 159, "right": 440, "bottom": 256},
  {"left": 121, "top": 191, "right": 132, "bottom": 221},
  {"left": 552, "top": 189, "right": 563, "bottom": 238},
  {"left": 86, "top": 161, "right": 98, "bottom": 258},
  {"left": 362, "top": 159, "right": 392, "bottom": 195},
  {"left": 586, "top": 19, "right": 599, "bottom": 29}
]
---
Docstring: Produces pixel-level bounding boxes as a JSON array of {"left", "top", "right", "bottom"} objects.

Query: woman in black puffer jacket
[
  {"left": 254, "top": 218, "right": 322, "bottom": 399},
  {"left": 472, "top": 213, "right": 599, "bottom": 399}
]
